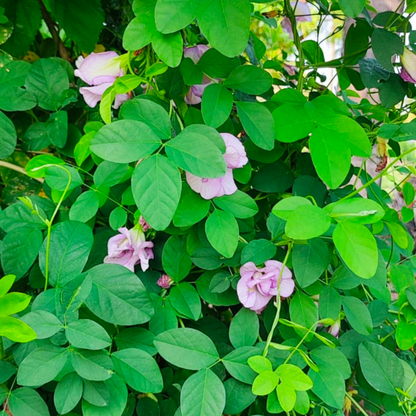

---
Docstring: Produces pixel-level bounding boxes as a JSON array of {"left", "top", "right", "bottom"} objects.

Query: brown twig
[{"left": 36, "top": 0, "right": 71, "bottom": 62}]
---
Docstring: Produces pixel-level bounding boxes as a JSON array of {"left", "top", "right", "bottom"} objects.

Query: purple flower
[
  {"left": 401, "top": 48, "right": 416, "bottom": 83},
  {"left": 281, "top": 1, "right": 312, "bottom": 39},
  {"left": 186, "top": 133, "right": 248, "bottom": 200},
  {"left": 75, "top": 52, "right": 129, "bottom": 109},
  {"left": 183, "top": 45, "right": 212, "bottom": 105},
  {"left": 237, "top": 260, "right": 295, "bottom": 313},
  {"left": 104, "top": 227, "right": 154, "bottom": 272},
  {"left": 157, "top": 274, "right": 173, "bottom": 289},
  {"left": 327, "top": 319, "right": 341, "bottom": 338}
]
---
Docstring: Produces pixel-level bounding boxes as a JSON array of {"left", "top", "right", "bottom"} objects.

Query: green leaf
[
  {"left": 403, "top": 182, "right": 416, "bottom": 205},
  {"left": 90, "top": 120, "right": 161, "bottom": 163},
  {"left": 372, "top": 28, "right": 404, "bottom": 71},
  {"left": 248, "top": 355, "right": 273, "bottom": 373},
  {"left": 196, "top": 0, "right": 251, "bottom": 57},
  {"left": 325, "top": 197, "right": 385, "bottom": 224},
  {"left": 229, "top": 308, "right": 259, "bottom": 348},
  {"left": 0, "top": 292, "right": 31, "bottom": 315},
  {"left": 205, "top": 210, "right": 239, "bottom": 258},
  {"left": 162, "top": 235, "right": 193, "bottom": 282},
  {"left": 115, "top": 327, "right": 157, "bottom": 356},
  {"left": 0, "top": 110, "right": 17, "bottom": 159},
  {"left": 122, "top": 0, "right": 156, "bottom": 50},
  {"left": 333, "top": 222, "right": 378, "bottom": 279},
  {"left": 71, "top": 349, "right": 113, "bottom": 381},
  {"left": 149, "top": 297, "right": 178, "bottom": 336},
  {"left": 396, "top": 321, "right": 416, "bottom": 350},
  {"left": 20, "top": 310, "right": 63, "bottom": 339},
  {"left": 272, "top": 197, "right": 311, "bottom": 220},
  {"left": 213, "top": 191, "right": 258, "bottom": 219},
  {"left": 0, "top": 316, "right": 36, "bottom": 342},
  {"left": 202, "top": 84, "right": 233, "bottom": 128},
  {"left": 0, "top": 84, "right": 37, "bottom": 111},
  {"left": 154, "top": 328, "right": 219, "bottom": 370},
  {"left": 276, "top": 364, "right": 313, "bottom": 391},
  {"left": 180, "top": 57, "right": 204, "bottom": 85},
  {"left": 119, "top": 97, "right": 171, "bottom": 140},
  {"left": 83, "top": 380, "right": 110, "bottom": 407},
  {"left": 224, "top": 378, "right": 256, "bottom": 415},
  {"left": 308, "top": 367, "right": 345, "bottom": 409},
  {"left": 181, "top": 368, "right": 226, "bottom": 416},
  {"left": 111, "top": 348, "right": 163, "bottom": 393},
  {"left": 197, "top": 48, "right": 240, "bottom": 78},
  {"left": 166, "top": 126, "right": 226, "bottom": 178},
  {"left": 0, "top": 0, "right": 41, "bottom": 57},
  {"left": 85, "top": 264, "right": 154, "bottom": 325},
  {"left": 173, "top": 182, "right": 210, "bottom": 227},
  {"left": 252, "top": 371, "right": 279, "bottom": 395},
  {"left": 318, "top": 286, "right": 341, "bottom": 321},
  {"left": 54, "top": 372, "right": 83, "bottom": 415},
  {"left": 25, "top": 58, "right": 69, "bottom": 111},
  {"left": 39, "top": 221, "right": 94, "bottom": 287},
  {"left": 285, "top": 205, "right": 331, "bottom": 240},
  {"left": 132, "top": 154, "right": 182, "bottom": 230},
  {"left": 155, "top": 0, "right": 196, "bottom": 33},
  {"left": 170, "top": 282, "right": 201, "bottom": 320},
  {"left": 309, "top": 126, "right": 351, "bottom": 189},
  {"left": 152, "top": 31, "right": 184, "bottom": 68},
  {"left": 8, "top": 388, "right": 49, "bottom": 416},
  {"left": 44, "top": 165, "right": 83, "bottom": 191},
  {"left": 0, "top": 361, "right": 16, "bottom": 384},
  {"left": 66, "top": 319, "right": 111, "bottom": 350},
  {"left": 289, "top": 291, "right": 318, "bottom": 340},
  {"left": 0, "top": 274, "right": 15, "bottom": 296},
  {"left": 253, "top": 161, "right": 293, "bottom": 193},
  {"left": 17, "top": 345, "right": 69, "bottom": 387},
  {"left": 293, "top": 239, "right": 329, "bottom": 287},
  {"left": 224, "top": 65, "right": 272, "bottom": 94},
  {"left": 53, "top": 0, "right": 104, "bottom": 51},
  {"left": 1, "top": 227, "right": 43, "bottom": 279},
  {"left": 236, "top": 101, "right": 274, "bottom": 150},
  {"left": 69, "top": 191, "right": 100, "bottom": 223},
  {"left": 338, "top": 0, "right": 365, "bottom": 17},
  {"left": 240, "top": 239, "right": 276, "bottom": 265},
  {"left": 82, "top": 375, "right": 127, "bottom": 416},
  {"left": 46, "top": 111, "right": 68, "bottom": 148},
  {"left": 93, "top": 161, "right": 129, "bottom": 188},
  {"left": 222, "top": 346, "right": 260, "bottom": 384},
  {"left": 310, "top": 346, "right": 351, "bottom": 380},
  {"left": 109, "top": 207, "right": 127, "bottom": 230},
  {"left": 359, "top": 341, "right": 404, "bottom": 395},
  {"left": 273, "top": 104, "right": 315, "bottom": 143},
  {"left": 342, "top": 296, "right": 373, "bottom": 335}
]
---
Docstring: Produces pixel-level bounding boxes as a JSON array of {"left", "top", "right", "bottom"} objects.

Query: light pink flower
[
  {"left": 327, "top": 319, "right": 341, "bottom": 338},
  {"left": 186, "top": 133, "right": 248, "bottom": 200},
  {"left": 139, "top": 215, "right": 151, "bottom": 232},
  {"left": 157, "top": 274, "right": 172, "bottom": 289},
  {"left": 75, "top": 51, "right": 128, "bottom": 109},
  {"left": 184, "top": 45, "right": 210, "bottom": 63},
  {"left": 281, "top": 1, "right": 312, "bottom": 40},
  {"left": 183, "top": 45, "right": 212, "bottom": 105},
  {"left": 104, "top": 227, "right": 154, "bottom": 272},
  {"left": 237, "top": 260, "right": 294, "bottom": 313},
  {"left": 75, "top": 52, "right": 123, "bottom": 85},
  {"left": 401, "top": 48, "right": 416, "bottom": 83}
]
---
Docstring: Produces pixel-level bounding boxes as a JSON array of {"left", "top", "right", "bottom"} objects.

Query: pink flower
[
  {"left": 281, "top": 1, "right": 312, "bottom": 40},
  {"left": 157, "top": 274, "right": 173, "bottom": 289},
  {"left": 237, "top": 260, "right": 295, "bottom": 313},
  {"left": 186, "top": 133, "right": 248, "bottom": 200},
  {"left": 400, "top": 48, "right": 416, "bottom": 83},
  {"left": 327, "top": 319, "right": 341, "bottom": 338},
  {"left": 139, "top": 215, "right": 151, "bottom": 232},
  {"left": 183, "top": 45, "right": 212, "bottom": 105},
  {"left": 75, "top": 52, "right": 129, "bottom": 109},
  {"left": 104, "top": 226, "right": 154, "bottom": 272}
]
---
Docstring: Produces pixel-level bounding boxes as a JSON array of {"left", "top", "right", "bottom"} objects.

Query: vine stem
[
  {"left": 0, "top": 161, "right": 44, "bottom": 183},
  {"left": 340, "top": 146, "right": 416, "bottom": 202},
  {"left": 285, "top": 0, "right": 305, "bottom": 92},
  {"left": 0, "top": 337, "right": 4, "bottom": 360},
  {"left": 30, "top": 164, "right": 73, "bottom": 291},
  {"left": 263, "top": 243, "right": 293, "bottom": 357},
  {"left": 345, "top": 392, "right": 371, "bottom": 416}
]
